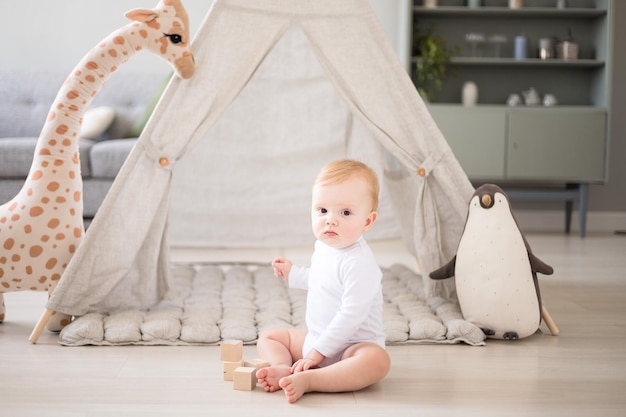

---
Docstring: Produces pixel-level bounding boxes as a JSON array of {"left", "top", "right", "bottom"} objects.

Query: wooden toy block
[
  {"left": 233, "top": 366, "right": 257, "bottom": 391},
  {"left": 223, "top": 360, "right": 243, "bottom": 381},
  {"left": 220, "top": 339, "right": 243, "bottom": 362},
  {"left": 244, "top": 358, "right": 270, "bottom": 370}
]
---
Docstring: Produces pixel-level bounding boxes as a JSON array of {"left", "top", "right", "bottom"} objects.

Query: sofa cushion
[
  {"left": 81, "top": 106, "right": 117, "bottom": 140},
  {"left": 0, "top": 137, "right": 94, "bottom": 177},
  {"left": 0, "top": 71, "right": 165, "bottom": 140},
  {"left": 90, "top": 139, "right": 137, "bottom": 179}
]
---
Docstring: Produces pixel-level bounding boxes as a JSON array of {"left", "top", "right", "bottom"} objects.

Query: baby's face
[{"left": 311, "top": 176, "right": 376, "bottom": 249}]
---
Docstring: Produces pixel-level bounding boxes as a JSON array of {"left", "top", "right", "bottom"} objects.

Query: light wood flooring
[{"left": 1, "top": 233, "right": 625, "bottom": 416}]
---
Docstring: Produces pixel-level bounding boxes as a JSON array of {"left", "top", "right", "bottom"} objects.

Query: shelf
[
  {"left": 411, "top": 56, "right": 605, "bottom": 68},
  {"left": 448, "top": 57, "right": 605, "bottom": 68},
  {"left": 413, "top": 6, "right": 607, "bottom": 18}
]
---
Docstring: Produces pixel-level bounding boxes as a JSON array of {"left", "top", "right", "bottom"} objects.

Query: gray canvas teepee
[{"left": 47, "top": 0, "right": 474, "bottom": 318}]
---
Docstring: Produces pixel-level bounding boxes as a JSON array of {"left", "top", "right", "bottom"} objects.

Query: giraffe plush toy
[{"left": 0, "top": 0, "right": 195, "bottom": 331}]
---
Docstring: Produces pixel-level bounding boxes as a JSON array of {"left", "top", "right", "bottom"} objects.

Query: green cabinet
[
  {"left": 428, "top": 105, "right": 506, "bottom": 179},
  {"left": 507, "top": 108, "right": 606, "bottom": 181},
  {"left": 429, "top": 105, "right": 607, "bottom": 183}
]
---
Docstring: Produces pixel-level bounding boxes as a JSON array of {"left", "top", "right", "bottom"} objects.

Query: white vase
[{"left": 462, "top": 81, "right": 478, "bottom": 106}]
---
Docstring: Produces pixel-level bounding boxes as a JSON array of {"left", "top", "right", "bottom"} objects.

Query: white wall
[{"left": 3, "top": 0, "right": 409, "bottom": 75}]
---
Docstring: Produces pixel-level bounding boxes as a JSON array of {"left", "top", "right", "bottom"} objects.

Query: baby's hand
[{"left": 271, "top": 257, "right": 292, "bottom": 281}]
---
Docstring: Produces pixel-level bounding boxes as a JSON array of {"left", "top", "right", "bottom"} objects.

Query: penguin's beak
[{"left": 480, "top": 193, "right": 494, "bottom": 209}]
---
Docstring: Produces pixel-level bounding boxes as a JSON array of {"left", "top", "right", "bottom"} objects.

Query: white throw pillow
[{"left": 81, "top": 106, "right": 116, "bottom": 139}]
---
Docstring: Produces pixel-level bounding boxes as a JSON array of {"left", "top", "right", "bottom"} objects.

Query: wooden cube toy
[
  {"left": 244, "top": 358, "right": 270, "bottom": 371},
  {"left": 223, "top": 360, "right": 243, "bottom": 381},
  {"left": 233, "top": 366, "right": 257, "bottom": 391},
  {"left": 220, "top": 339, "right": 243, "bottom": 362}
]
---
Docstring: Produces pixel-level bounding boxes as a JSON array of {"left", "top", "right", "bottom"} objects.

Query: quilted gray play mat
[{"left": 58, "top": 263, "right": 486, "bottom": 346}]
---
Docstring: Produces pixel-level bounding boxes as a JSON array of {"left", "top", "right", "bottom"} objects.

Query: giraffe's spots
[
  {"left": 69, "top": 245, "right": 76, "bottom": 254},
  {"left": 69, "top": 208, "right": 76, "bottom": 216},
  {"left": 113, "top": 35, "right": 125, "bottom": 45},
  {"left": 0, "top": 257, "right": 5, "bottom": 264},
  {"left": 108, "top": 49, "right": 118, "bottom": 58},
  {"left": 32, "top": 171, "right": 44, "bottom": 180},
  {"left": 55, "top": 233, "right": 66, "bottom": 241},
  {"left": 39, "top": 148, "right": 51, "bottom": 156},
  {"left": 74, "top": 192, "right": 81, "bottom": 202},
  {"left": 11, "top": 214, "right": 20, "bottom": 222},
  {"left": 8, "top": 202, "right": 17, "bottom": 211},
  {"left": 30, "top": 207, "right": 44, "bottom": 217},
  {"left": 49, "top": 139, "right": 58, "bottom": 146},
  {"left": 159, "top": 37, "right": 169, "bottom": 54},
  {"left": 86, "top": 61, "right": 99, "bottom": 70},
  {"left": 47, "top": 111, "right": 56, "bottom": 122},
  {"left": 11, "top": 254, "right": 20, "bottom": 262},
  {"left": 0, "top": 267, "right": 3, "bottom": 279},
  {"left": 42, "top": 197, "right": 50, "bottom": 204},
  {"left": 69, "top": 171, "right": 76, "bottom": 180},
  {"left": 139, "top": 29, "right": 149, "bottom": 39},
  {"left": 56, "top": 196, "right": 67, "bottom": 204},
  {"left": 47, "top": 182, "right": 60, "bottom": 192},
  {"left": 147, "top": 19, "right": 160, "bottom": 30},
  {"left": 26, "top": 266, "right": 33, "bottom": 275},
  {"left": 0, "top": 217, "right": 6, "bottom": 224},
  {"left": 48, "top": 219, "right": 60, "bottom": 229},
  {"left": 42, "top": 161, "right": 49, "bottom": 168},
  {"left": 3, "top": 238, "right": 15, "bottom": 250},
  {"left": 110, "top": 65, "right": 118, "bottom": 73},
  {"left": 66, "top": 90, "right": 79, "bottom": 100},
  {"left": 24, "top": 225, "right": 32, "bottom": 234},
  {"left": 1, "top": 281, "right": 9, "bottom": 289},
  {"left": 86, "top": 74, "right": 96, "bottom": 83},
  {"left": 56, "top": 124, "right": 69, "bottom": 135},
  {"left": 69, "top": 104, "right": 79, "bottom": 112},
  {"left": 54, "top": 160, "right": 64, "bottom": 167},
  {"left": 41, "top": 235, "right": 50, "bottom": 243},
  {"left": 38, "top": 276, "right": 47, "bottom": 284},
  {"left": 46, "top": 258, "right": 58, "bottom": 270},
  {"left": 30, "top": 245, "right": 43, "bottom": 258},
  {"left": 62, "top": 139, "right": 72, "bottom": 147},
  {"left": 72, "top": 153, "right": 79, "bottom": 164},
  {"left": 74, "top": 227, "right": 82, "bottom": 238},
  {"left": 51, "top": 273, "right": 61, "bottom": 282}
]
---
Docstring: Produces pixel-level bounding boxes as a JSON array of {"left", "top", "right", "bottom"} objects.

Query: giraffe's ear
[{"left": 124, "top": 8, "right": 159, "bottom": 23}]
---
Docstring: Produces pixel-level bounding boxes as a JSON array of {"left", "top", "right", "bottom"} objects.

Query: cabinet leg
[{"left": 578, "top": 183, "right": 589, "bottom": 238}]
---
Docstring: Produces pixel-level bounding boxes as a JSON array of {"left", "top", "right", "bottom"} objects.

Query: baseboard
[{"left": 514, "top": 210, "right": 626, "bottom": 234}]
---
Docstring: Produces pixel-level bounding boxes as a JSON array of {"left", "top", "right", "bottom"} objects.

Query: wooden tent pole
[
  {"left": 29, "top": 308, "right": 54, "bottom": 343},
  {"left": 541, "top": 305, "right": 559, "bottom": 336}
]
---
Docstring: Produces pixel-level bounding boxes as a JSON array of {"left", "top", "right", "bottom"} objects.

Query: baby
[{"left": 256, "top": 159, "right": 390, "bottom": 403}]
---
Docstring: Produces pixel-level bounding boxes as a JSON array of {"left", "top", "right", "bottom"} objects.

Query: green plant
[{"left": 412, "top": 26, "right": 454, "bottom": 101}]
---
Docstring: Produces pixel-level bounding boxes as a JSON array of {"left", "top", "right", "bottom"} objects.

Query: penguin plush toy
[{"left": 430, "top": 184, "right": 556, "bottom": 340}]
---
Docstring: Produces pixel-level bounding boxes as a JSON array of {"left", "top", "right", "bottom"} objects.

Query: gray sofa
[{"left": 0, "top": 71, "right": 165, "bottom": 218}]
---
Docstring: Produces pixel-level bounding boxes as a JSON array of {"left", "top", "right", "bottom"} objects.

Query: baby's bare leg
[
  {"left": 256, "top": 328, "right": 306, "bottom": 392},
  {"left": 279, "top": 342, "right": 390, "bottom": 403}
]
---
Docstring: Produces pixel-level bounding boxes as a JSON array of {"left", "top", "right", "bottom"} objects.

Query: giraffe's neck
[{"left": 32, "top": 23, "right": 144, "bottom": 173}]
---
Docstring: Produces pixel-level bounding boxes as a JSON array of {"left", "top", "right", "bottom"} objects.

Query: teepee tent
[{"left": 46, "top": 0, "right": 474, "bottom": 319}]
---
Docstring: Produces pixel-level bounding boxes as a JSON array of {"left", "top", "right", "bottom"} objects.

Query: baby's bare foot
[
  {"left": 279, "top": 373, "right": 310, "bottom": 403},
  {"left": 256, "top": 365, "right": 291, "bottom": 392}
]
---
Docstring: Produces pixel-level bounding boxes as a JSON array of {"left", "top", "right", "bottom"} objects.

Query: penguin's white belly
[{"left": 455, "top": 211, "right": 540, "bottom": 339}]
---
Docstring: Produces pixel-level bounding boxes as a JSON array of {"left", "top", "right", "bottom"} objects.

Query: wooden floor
[{"left": 1, "top": 233, "right": 625, "bottom": 416}]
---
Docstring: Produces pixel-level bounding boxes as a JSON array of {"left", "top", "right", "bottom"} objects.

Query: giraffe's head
[{"left": 124, "top": 0, "right": 195, "bottom": 79}]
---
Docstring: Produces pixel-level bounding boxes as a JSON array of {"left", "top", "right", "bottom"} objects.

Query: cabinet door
[
  {"left": 428, "top": 106, "right": 506, "bottom": 179},
  {"left": 507, "top": 109, "right": 607, "bottom": 182}
]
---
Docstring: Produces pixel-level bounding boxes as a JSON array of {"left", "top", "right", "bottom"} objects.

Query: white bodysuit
[{"left": 288, "top": 236, "right": 386, "bottom": 366}]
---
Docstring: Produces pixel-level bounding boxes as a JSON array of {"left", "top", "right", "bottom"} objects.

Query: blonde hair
[{"left": 314, "top": 159, "right": 380, "bottom": 212}]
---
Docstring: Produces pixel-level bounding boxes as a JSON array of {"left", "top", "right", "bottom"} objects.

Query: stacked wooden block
[{"left": 220, "top": 339, "right": 269, "bottom": 391}]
